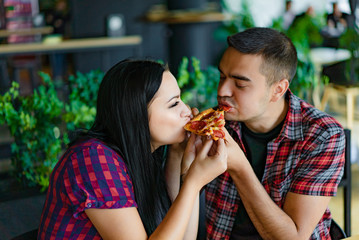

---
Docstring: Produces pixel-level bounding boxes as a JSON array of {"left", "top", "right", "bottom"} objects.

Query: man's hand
[{"left": 223, "top": 127, "right": 247, "bottom": 174}]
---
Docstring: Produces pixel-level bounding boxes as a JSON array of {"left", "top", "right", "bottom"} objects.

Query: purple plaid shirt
[
  {"left": 38, "top": 139, "right": 137, "bottom": 239},
  {"left": 205, "top": 91, "right": 345, "bottom": 240}
]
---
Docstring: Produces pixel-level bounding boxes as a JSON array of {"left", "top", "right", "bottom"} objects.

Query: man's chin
[
  {"left": 224, "top": 112, "right": 235, "bottom": 120},
  {"left": 224, "top": 112, "right": 242, "bottom": 122}
]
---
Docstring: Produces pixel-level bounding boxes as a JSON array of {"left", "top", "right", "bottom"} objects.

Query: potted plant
[
  {"left": 0, "top": 73, "right": 65, "bottom": 191},
  {"left": 177, "top": 56, "right": 220, "bottom": 111},
  {"left": 63, "top": 70, "right": 104, "bottom": 131}
]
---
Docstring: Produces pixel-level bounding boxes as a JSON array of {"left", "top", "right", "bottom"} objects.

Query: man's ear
[{"left": 271, "top": 78, "right": 289, "bottom": 102}]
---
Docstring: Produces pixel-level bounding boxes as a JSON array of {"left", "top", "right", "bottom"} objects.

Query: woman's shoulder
[
  {"left": 65, "top": 138, "right": 126, "bottom": 169},
  {"left": 69, "top": 138, "right": 117, "bottom": 155}
]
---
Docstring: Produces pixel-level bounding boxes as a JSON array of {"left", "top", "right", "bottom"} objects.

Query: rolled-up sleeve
[{"left": 63, "top": 143, "right": 137, "bottom": 218}]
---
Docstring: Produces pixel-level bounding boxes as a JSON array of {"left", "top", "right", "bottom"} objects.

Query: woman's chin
[{"left": 175, "top": 131, "right": 187, "bottom": 144}]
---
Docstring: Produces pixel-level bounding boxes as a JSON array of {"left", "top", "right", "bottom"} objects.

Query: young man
[{"left": 206, "top": 27, "right": 345, "bottom": 239}]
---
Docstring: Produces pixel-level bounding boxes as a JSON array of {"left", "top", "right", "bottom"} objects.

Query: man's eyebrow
[
  {"left": 231, "top": 75, "right": 251, "bottom": 82},
  {"left": 218, "top": 66, "right": 251, "bottom": 81}
]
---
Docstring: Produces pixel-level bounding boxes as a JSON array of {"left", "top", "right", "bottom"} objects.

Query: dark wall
[
  {"left": 69, "top": 0, "right": 226, "bottom": 74},
  {"left": 69, "top": 0, "right": 168, "bottom": 73}
]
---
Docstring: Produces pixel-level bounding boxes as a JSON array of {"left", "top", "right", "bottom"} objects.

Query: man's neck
[{"left": 244, "top": 98, "right": 288, "bottom": 134}]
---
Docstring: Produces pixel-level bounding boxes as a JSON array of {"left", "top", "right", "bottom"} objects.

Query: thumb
[{"left": 183, "top": 134, "right": 196, "bottom": 161}]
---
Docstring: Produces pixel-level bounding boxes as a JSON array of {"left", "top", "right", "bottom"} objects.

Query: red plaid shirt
[{"left": 205, "top": 91, "right": 345, "bottom": 240}]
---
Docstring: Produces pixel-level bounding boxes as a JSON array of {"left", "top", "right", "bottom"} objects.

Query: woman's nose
[{"left": 181, "top": 103, "right": 191, "bottom": 117}]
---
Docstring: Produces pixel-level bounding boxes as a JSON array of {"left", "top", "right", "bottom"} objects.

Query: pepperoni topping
[
  {"left": 219, "top": 105, "right": 231, "bottom": 111},
  {"left": 190, "top": 121, "right": 206, "bottom": 130},
  {"left": 212, "top": 129, "right": 225, "bottom": 139},
  {"left": 201, "top": 111, "right": 215, "bottom": 120},
  {"left": 214, "top": 114, "right": 224, "bottom": 122}
]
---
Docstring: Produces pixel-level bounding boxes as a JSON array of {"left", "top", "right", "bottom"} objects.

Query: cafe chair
[
  {"left": 320, "top": 60, "right": 359, "bottom": 130},
  {"left": 340, "top": 129, "right": 352, "bottom": 236},
  {"left": 11, "top": 228, "right": 38, "bottom": 240},
  {"left": 330, "top": 219, "right": 347, "bottom": 240}
]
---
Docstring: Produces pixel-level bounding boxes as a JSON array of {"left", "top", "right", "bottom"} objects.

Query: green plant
[
  {"left": 273, "top": 13, "right": 325, "bottom": 99},
  {"left": 63, "top": 70, "right": 104, "bottom": 131},
  {"left": 0, "top": 69, "right": 104, "bottom": 191},
  {"left": 339, "top": 28, "right": 359, "bottom": 83},
  {"left": 177, "top": 57, "right": 220, "bottom": 111},
  {"left": 214, "top": 0, "right": 255, "bottom": 42},
  {"left": 0, "top": 73, "right": 65, "bottom": 191}
]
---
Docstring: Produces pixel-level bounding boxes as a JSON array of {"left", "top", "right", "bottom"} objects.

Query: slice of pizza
[{"left": 184, "top": 107, "right": 228, "bottom": 140}]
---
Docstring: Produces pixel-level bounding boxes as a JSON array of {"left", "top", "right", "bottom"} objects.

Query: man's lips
[{"left": 218, "top": 101, "right": 233, "bottom": 111}]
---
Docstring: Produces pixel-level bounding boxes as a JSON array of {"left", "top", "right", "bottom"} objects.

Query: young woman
[{"left": 38, "top": 59, "right": 227, "bottom": 240}]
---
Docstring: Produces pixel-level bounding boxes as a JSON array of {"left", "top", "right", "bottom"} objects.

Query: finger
[
  {"left": 194, "top": 135, "right": 203, "bottom": 152},
  {"left": 183, "top": 134, "right": 196, "bottom": 158},
  {"left": 192, "top": 107, "right": 199, "bottom": 116},
  {"left": 186, "top": 133, "right": 196, "bottom": 150},
  {"left": 198, "top": 138, "right": 214, "bottom": 159},
  {"left": 208, "top": 138, "right": 218, "bottom": 156},
  {"left": 215, "top": 138, "right": 227, "bottom": 156}
]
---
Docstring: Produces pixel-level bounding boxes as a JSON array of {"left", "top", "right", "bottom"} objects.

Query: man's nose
[{"left": 218, "top": 79, "right": 232, "bottom": 97}]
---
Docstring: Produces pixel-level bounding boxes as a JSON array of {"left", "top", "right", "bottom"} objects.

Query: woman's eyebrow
[{"left": 167, "top": 95, "right": 180, "bottom": 103}]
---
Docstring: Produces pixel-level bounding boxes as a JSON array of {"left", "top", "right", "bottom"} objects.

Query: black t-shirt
[{"left": 230, "top": 121, "right": 284, "bottom": 240}]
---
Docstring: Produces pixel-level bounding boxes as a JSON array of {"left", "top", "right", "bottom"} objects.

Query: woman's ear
[{"left": 271, "top": 78, "right": 289, "bottom": 102}]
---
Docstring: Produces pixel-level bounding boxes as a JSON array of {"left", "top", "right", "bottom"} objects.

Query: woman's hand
[
  {"left": 184, "top": 137, "right": 227, "bottom": 190},
  {"left": 180, "top": 134, "right": 202, "bottom": 178},
  {"left": 168, "top": 107, "right": 199, "bottom": 162}
]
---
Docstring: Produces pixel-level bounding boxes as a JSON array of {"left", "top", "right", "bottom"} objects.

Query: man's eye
[
  {"left": 235, "top": 84, "right": 245, "bottom": 89},
  {"left": 170, "top": 101, "right": 179, "bottom": 108}
]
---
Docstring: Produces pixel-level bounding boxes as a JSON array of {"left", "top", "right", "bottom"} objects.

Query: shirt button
[{"left": 87, "top": 203, "right": 92, "bottom": 208}]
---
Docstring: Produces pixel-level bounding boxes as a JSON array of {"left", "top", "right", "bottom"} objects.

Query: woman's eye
[{"left": 170, "top": 101, "right": 179, "bottom": 108}]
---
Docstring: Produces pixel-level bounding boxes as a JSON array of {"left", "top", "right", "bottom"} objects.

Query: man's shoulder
[
  {"left": 288, "top": 93, "right": 344, "bottom": 139},
  {"left": 302, "top": 107, "right": 343, "bottom": 141}
]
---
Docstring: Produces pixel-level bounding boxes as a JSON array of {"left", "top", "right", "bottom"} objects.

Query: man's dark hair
[{"left": 227, "top": 27, "right": 298, "bottom": 85}]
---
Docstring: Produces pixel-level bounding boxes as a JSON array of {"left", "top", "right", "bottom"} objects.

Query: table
[
  {"left": 0, "top": 35, "right": 142, "bottom": 89},
  {"left": 309, "top": 47, "right": 351, "bottom": 108},
  {"left": 345, "top": 235, "right": 359, "bottom": 240}
]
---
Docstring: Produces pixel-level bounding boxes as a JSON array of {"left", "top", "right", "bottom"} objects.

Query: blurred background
[{"left": 0, "top": 0, "right": 358, "bottom": 239}]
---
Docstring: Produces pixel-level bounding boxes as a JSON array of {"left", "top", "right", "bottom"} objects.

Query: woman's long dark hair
[{"left": 71, "top": 59, "right": 171, "bottom": 235}]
